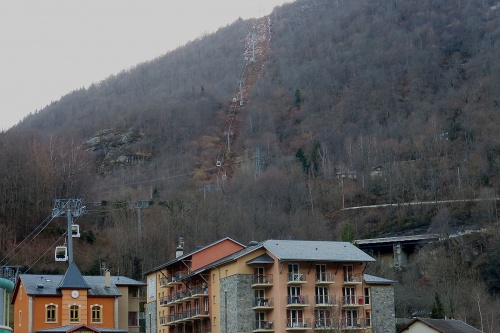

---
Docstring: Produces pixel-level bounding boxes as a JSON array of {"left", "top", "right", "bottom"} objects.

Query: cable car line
[{"left": 0, "top": 214, "right": 55, "bottom": 266}]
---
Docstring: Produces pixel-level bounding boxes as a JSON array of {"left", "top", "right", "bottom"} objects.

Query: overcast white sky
[{"left": 0, "top": 0, "right": 291, "bottom": 131}]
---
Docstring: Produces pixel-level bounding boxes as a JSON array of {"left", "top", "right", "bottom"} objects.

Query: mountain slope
[{"left": 0, "top": 0, "right": 499, "bottom": 278}]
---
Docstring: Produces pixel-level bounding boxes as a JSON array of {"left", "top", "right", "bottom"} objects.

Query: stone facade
[
  {"left": 371, "top": 285, "right": 396, "bottom": 333},
  {"left": 145, "top": 301, "right": 157, "bottom": 333},
  {"left": 219, "top": 274, "right": 254, "bottom": 333}
]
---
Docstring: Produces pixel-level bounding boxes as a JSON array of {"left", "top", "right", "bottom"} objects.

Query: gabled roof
[
  {"left": 184, "top": 239, "right": 376, "bottom": 280},
  {"left": 144, "top": 237, "right": 245, "bottom": 274},
  {"left": 246, "top": 253, "right": 274, "bottom": 264},
  {"left": 398, "top": 318, "right": 483, "bottom": 333},
  {"left": 58, "top": 262, "right": 91, "bottom": 290},
  {"left": 14, "top": 274, "right": 145, "bottom": 298},
  {"left": 262, "top": 239, "right": 375, "bottom": 262}
]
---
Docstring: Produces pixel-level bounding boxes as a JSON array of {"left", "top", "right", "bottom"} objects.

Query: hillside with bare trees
[{"left": 1, "top": 0, "right": 500, "bottom": 330}]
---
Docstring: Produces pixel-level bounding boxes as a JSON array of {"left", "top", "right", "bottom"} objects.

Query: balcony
[
  {"left": 314, "top": 295, "right": 337, "bottom": 307},
  {"left": 343, "top": 274, "right": 362, "bottom": 284},
  {"left": 167, "top": 271, "right": 185, "bottom": 285},
  {"left": 192, "top": 307, "right": 210, "bottom": 319},
  {"left": 315, "top": 272, "right": 335, "bottom": 285},
  {"left": 166, "top": 314, "right": 176, "bottom": 324},
  {"left": 342, "top": 296, "right": 364, "bottom": 307},
  {"left": 288, "top": 272, "right": 307, "bottom": 284},
  {"left": 253, "top": 297, "right": 274, "bottom": 310},
  {"left": 159, "top": 315, "right": 167, "bottom": 326},
  {"left": 342, "top": 320, "right": 368, "bottom": 330},
  {"left": 286, "top": 295, "right": 309, "bottom": 308},
  {"left": 159, "top": 296, "right": 169, "bottom": 306},
  {"left": 254, "top": 320, "right": 274, "bottom": 332},
  {"left": 189, "top": 285, "right": 208, "bottom": 298},
  {"left": 252, "top": 274, "right": 273, "bottom": 288},
  {"left": 177, "top": 309, "right": 194, "bottom": 322},
  {"left": 285, "top": 318, "right": 311, "bottom": 330},
  {"left": 159, "top": 277, "right": 169, "bottom": 287},
  {"left": 314, "top": 318, "right": 339, "bottom": 330}
]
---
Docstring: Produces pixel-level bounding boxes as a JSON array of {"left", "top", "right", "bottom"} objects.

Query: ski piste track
[{"left": 199, "top": 16, "right": 272, "bottom": 192}]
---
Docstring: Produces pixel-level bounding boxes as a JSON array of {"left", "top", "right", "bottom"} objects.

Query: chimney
[
  {"left": 105, "top": 269, "right": 111, "bottom": 288},
  {"left": 175, "top": 236, "right": 184, "bottom": 258}
]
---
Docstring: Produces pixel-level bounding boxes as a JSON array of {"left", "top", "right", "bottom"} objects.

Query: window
[
  {"left": 315, "top": 309, "right": 330, "bottom": 328},
  {"left": 204, "top": 297, "right": 210, "bottom": 313},
  {"left": 18, "top": 310, "right": 22, "bottom": 326},
  {"left": 255, "top": 312, "right": 265, "bottom": 329},
  {"left": 365, "top": 310, "right": 372, "bottom": 327},
  {"left": 70, "top": 305, "right": 79, "bottom": 323},
  {"left": 254, "top": 267, "right": 265, "bottom": 283},
  {"left": 131, "top": 287, "right": 142, "bottom": 298},
  {"left": 287, "top": 309, "right": 304, "bottom": 327},
  {"left": 213, "top": 295, "right": 216, "bottom": 304},
  {"left": 342, "top": 309, "right": 358, "bottom": 328},
  {"left": 91, "top": 305, "right": 102, "bottom": 323},
  {"left": 343, "top": 265, "right": 354, "bottom": 281},
  {"left": 287, "top": 286, "right": 301, "bottom": 304},
  {"left": 315, "top": 286, "right": 329, "bottom": 304},
  {"left": 46, "top": 304, "right": 57, "bottom": 323},
  {"left": 288, "top": 263, "right": 300, "bottom": 281},
  {"left": 364, "top": 288, "right": 371, "bottom": 305},
  {"left": 316, "top": 264, "right": 326, "bottom": 281},
  {"left": 343, "top": 287, "right": 356, "bottom": 305},
  {"left": 128, "top": 312, "right": 139, "bottom": 327}
]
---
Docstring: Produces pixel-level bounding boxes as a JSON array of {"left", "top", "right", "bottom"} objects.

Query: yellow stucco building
[{"left": 145, "top": 239, "right": 396, "bottom": 333}]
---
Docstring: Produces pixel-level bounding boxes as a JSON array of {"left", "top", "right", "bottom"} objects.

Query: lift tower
[{"left": 52, "top": 199, "right": 85, "bottom": 263}]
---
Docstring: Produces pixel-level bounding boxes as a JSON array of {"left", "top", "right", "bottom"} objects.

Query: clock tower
[{"left": 58, "top": 262, "right": 91, "bottom": 325}]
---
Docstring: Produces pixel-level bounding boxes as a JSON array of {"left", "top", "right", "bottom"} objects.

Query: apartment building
[
  {"left": 145, "top": 238, "right": 395, "bottom": 333},
  {"left": 11, "top": 262, "right": 146, "bottom": 333}
]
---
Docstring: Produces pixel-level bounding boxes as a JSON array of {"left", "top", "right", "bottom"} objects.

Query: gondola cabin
[
  {"left": 54, "top": 246, "right": 68, "bottom": 262},
  {"left": 71, "top": 224, "right": 80, "bottom": 238}
]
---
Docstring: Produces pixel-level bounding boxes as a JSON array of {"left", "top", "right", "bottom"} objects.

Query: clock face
[{"left": 71, "top": 290, "right": 79, "bottom": 298}]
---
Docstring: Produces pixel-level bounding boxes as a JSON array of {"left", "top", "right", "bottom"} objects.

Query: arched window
[
  {"left": 46, "top": 304, "right": 57, "bottom": 323},
  {"left": 69, "top": 305, "right": 79, "bottom": 323},
  {"left": 91, "top": 305, "right": 103, "bottom": 323}
]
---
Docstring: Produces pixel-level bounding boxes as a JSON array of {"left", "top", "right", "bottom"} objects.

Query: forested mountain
[{"left": 1, "top": 0, "right": 500, "bottom": 329}]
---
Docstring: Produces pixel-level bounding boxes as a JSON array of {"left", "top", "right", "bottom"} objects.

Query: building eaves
[
  {"left": 246, "top": 253, "right": 275, "bottom": 265},
  {"left": 143, "top": 237, "right": 246, "bottom": 275},
  {"left": 363, "top": 274, "right": 396, "bottom": 284},
  {"left": 35, "top": 324, "right": 129, "bottom": 333},
  {"left": 18, "top": 274, "right": 143, "bottom": 297},
  {"left": 184, "top": 243, "right": 263, "bottom": 279}
]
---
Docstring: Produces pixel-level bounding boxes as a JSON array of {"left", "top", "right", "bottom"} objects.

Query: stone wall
[
  {"left": 371, "top": 285, "right": 396, "bottom": 333},
  {"left": 145, "top": 301, "right": 157, "bottom": 333},
  {"left": 219, "top": 274, "right": 254, "bottom": 333}
]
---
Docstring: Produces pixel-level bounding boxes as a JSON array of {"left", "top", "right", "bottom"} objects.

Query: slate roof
[
  {"left": 262, "top": 239, "right": 376, "bottom": 262},
  {"left": 18, "top": 274, "right": 144, "bottom": 297},
  {"left": 399, "top": 318, "right": 483, "bottom": 333},
  {"left": 58, "top": 262, "right": 91, "bottom": 290},
  {"left": 144, "top": 237, "right": 245, "bottom": 274},
  {"left": 363, "top": 274, "right": 396, "bottom": 284},
  {"left": 184, "top": 239, "right": 376, "bottom": 280}
]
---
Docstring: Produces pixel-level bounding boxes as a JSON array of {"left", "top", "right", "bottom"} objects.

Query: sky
[{"left": 0, "top": 0, "right": 291, "bottom": 131}]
